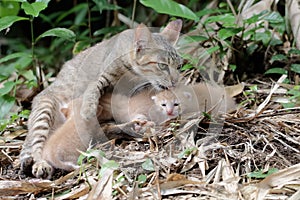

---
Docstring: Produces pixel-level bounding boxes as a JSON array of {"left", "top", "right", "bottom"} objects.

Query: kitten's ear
[
  {"left": 61, "top": 108, "right": 69, "bottom": 118},
  {"left": 134, "top": 23, "right": 153, "bottom": 53},
  {"left": 160, "top": 19, "right": 182, "bottom": 45}
]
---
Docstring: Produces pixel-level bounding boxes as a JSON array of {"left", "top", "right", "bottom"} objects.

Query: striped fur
[{"left": 20, "top": 20, "right": 183, "bottom": 178}]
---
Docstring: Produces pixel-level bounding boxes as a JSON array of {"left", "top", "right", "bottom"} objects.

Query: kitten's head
[
  {"left": 131, "top": 20, "right": 182, "bottom": 89},
  {"left": 151, "top": 90, "right": 181, "bottom": 117}
]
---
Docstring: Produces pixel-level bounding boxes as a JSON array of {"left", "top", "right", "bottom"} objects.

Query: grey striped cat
[{"left": 20, "top": 20, "right": 183, "bottom": 178}]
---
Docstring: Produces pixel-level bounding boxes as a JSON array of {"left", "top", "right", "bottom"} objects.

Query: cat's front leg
[
  {"left": 81, "top": 75, "right": 111, "bottom": 120},
  {"left": 81, "top": 81, "right": 102, "bottom": 120}
]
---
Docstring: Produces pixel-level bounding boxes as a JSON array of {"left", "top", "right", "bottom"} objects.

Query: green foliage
[
  {"left": 0, "top": 0, "right": 121, "bottom": 122},
  {"left": 140, "top": 0, "right": 198, "bottom": 21},
  {"left": 0, "top": 0, "right": 20, "bottom": 17},
  {"left": 248, "top": 168, "right": 278, "bottom": 179},
  {"left": 141, "top": 158, "right": 155, "bottom": 171},
  {"left": 178, "top": 147, "right": 197, "bottom": 159}
]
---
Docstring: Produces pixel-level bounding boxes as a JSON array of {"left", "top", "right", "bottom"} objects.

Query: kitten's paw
[
  {"left": 132, "top": 119, "right": 155, "bottom": 134},
  {"left": 32, "top": 160, "right": 54, "bottom": 179},
  {"left": 80, "top": 104, "right": 97, "bottom": 120}
]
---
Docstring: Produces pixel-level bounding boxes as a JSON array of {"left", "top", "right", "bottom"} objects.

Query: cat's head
[
  {"left": 131, "top": 20, "right": 182, "bottom": 89},
  {"left": 151, "top": 90, "right": 181, "bottom": 118}
]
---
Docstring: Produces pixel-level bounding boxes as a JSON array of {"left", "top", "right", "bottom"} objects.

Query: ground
[{"left": 0, "top": 76, "right": 300, "bottom": 200}]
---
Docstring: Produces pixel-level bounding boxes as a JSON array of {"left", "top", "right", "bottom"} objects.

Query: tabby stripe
[
  {"left": 32, "top": 135, "right": 47, "bottom": 146},
  {"left": 108, "top": 72, "right": 119, "bottom": 78},
  {"left": 33, "top": 108, "right": 53, "bottom": 120},
  {"left": 32, "top": 124, "right": 49, "bottom": 132},
  {"left": 101, "top": 75, "right": 110, "bottom": 85},
  {"left": 31, "top": 113, "right": 51, "bottom": 126}
]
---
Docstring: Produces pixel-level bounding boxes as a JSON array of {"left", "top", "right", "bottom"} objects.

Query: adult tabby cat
[{"left": 20, "top": 20, "right": 183, "bottom": 178}]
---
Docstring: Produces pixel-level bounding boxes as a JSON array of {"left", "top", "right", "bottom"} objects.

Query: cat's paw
[
  {"left": 32, "top": 160, "right": 54, "bottom": 179},
  {"left": 20, "top": 154, "right": 34, "bottom": 175}
]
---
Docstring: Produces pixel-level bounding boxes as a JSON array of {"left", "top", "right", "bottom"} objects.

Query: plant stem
[{"left": 30, "top": 16, "right": 36, "bottom": 68}]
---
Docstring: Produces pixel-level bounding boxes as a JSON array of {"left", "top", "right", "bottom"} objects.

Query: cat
[
  {"left": 151, "top": 82, "right": 237, "bottom": 119},
  {"left": 20, "top": 20, "right": 183, "bottom": 179}
]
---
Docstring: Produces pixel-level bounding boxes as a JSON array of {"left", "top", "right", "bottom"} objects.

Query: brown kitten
[{"left": 151, "top": 83, "right": 237, "bottom": 119}]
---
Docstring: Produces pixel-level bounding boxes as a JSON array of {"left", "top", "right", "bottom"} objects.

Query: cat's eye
[
  {"left": 161, "top": 103, "right": 166, "bottom": 107},
  {"left": 174, "top": 103, "right": 179, "bottom": 107},
  {"left": 158, "top": 63, "right": 169, "bottom": 71}
]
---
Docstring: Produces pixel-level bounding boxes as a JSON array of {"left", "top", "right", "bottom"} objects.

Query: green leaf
[
  {"left": 270, "top": 54, "right": 287, "bottom": 63},
  {"left": 218, "top": 27, "right": 242, "bottom": 40},
  {"left": 137, "top": 174, "right": 147, "bottom": 184},
  {"left": 92, "top": 0, "right": 121, "bottom": 14},
  {"left": 0, "top": 95, "right": 15, "bottom": 119},
  {"left": 21, "top": 70, "right": 37, "bottom": 82},
  {"left": 0, "top": 16, "right": 28, "bottom": 32},
  {"left": 254, "top": 31, "right": 271, "bottom": 46},
  {"left": 196, "top": 8, "right": 227, "bottom": 18},
  {"left": 36, "top": 28, "right": 76, "bottom": 42},
  {"left": 93, "top": 26, "right": 126, "bottom": 37},
  {"left": 265, "top": 68, "right": 287, "bottom": 75},
  {"left": 180, "top": 63, "right": 194, "bottom": 71},
  {"left": 204, "top": 13, "right": 236, "bottom": 27},
  {"left": 178, "top": 147, "right": 197, "bottom": 159},
  {"left": 291, "top": 64, "right": 300, "bottom": 74},
  {"left": 288, "top": 48, "right": 300, "bottom": 55},
  {"left": 0, "top": 0, "right": 20, "bottom": 17},
  {"left": 263, "top": 11, "right": 284, "bottom": 24},
  {"left": 21, "top": 2, "right": 47, "bottom": 17},
  {"left": 99, "top": 160, "right": 119, "bottom": 177},
  {"left": 141, "top": 159, "right": 155, "bottom": 171},
  {"left": 72, "top": 41, "right": 90, "bottom": 55},
  {"left": 248, "top": 168, "right": 278, "bottom": 179},
  {"left": 206, "top": 46, "right": 220, "bottom": 55},
  {"left": 19, "top": 109, "right": 30, "bottom": 119},
  {"left": 140, "top": 0, "right": 198, "bottom": 21},
  {"left": 229, "top": 64, "right": 237, "bottom": 71},
  {"left": 0, "top": 52, "right": 31, "bottom": 64},
  {"left": 0, "top": 81, "right": 15, "bottom": 95}
]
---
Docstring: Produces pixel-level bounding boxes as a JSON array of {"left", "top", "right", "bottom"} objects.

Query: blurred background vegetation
[{"left": 1, "top": 0, "right": 300, "bottom": 128}]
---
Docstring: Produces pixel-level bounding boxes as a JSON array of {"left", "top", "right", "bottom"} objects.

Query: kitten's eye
[
  {"left": 161, "top": 103, "right": 166, "bottom": 107},
  {"left": 174, "top": 103, "right": 179, "bottom": 107},
  {"left": 158, "top": 63, "right": 169, "bottom": 71}
]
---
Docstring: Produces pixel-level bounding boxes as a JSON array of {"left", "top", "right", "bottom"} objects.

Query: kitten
[
  {"left": 151, "top": 83, "right": 237, "bottom": 119},
  {"left": 20, "top": 20, "right": 183, "bottom": 178},
  {"left": 41, "top": 92, "right": 158, "bottom": 176}
]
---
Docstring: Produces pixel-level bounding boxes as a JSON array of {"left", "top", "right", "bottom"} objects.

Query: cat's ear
[
  {"left": 183, "top": 91, "right": 192, "bottom": 100},
  {"left": 151, "top": 96, "right": 157, "bottom": 101},
  {"left": 160, "top": 19, "right": 182, "bottom": 45},
  {"left": 134, "top": 24, "right": 153, "bottom": 53}
]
